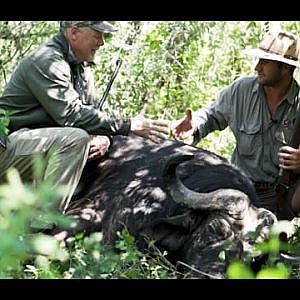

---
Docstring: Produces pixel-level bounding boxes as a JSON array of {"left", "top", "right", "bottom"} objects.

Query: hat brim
[
  {"left": 90, "top": 21, "right": 116, "bottom": 34},
  {"left": 243, "top": 48, "right": 299, "bottom": 67}
]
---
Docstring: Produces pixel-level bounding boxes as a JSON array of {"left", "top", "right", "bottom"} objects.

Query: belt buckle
[{"left": 254, "top": 182, "right": 274, "bottom": 194}]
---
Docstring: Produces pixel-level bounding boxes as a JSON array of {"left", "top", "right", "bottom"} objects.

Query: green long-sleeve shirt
[
  {"left": 0, "top": 31, "right": 130, "bottom": 136},
  {"left": 193, "top": 76, "right": 300, "bottom": 183}
]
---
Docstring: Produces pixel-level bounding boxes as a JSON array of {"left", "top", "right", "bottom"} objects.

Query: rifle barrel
[{"left": 96, "top": 59, "right": 123, "bottom": 110}]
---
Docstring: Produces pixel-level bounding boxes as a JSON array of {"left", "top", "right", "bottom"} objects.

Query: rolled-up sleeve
[{"left": 194, "top": 85, "right": 232, "bottom": 139}]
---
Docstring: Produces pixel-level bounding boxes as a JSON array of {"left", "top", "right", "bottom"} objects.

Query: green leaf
[
  {"left": 227, "top": 261, "right": 255, "bottom": 279},
  {"left": 256, "top": 264, "right": 289, "bottom": 279}
]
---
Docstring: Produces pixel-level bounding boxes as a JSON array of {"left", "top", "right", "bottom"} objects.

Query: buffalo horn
[{"left": 163, "top": 153, "right": 249, "bottom": 214}]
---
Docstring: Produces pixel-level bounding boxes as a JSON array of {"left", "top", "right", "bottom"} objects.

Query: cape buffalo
[{"left": 63, "top": 134, "right": 277, "bottom": 278}]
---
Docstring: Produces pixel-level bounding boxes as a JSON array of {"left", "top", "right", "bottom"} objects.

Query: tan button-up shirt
[{"left": 194, "top": 76, "right": 300, "bottom": 183}]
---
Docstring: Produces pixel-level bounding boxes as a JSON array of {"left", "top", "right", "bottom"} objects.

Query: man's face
[
  {"left": 254, "top": 58, "right": 289, "bottom": 86},
  {"left": 69, "top": 26, "right": 105, "bottom": 62}
]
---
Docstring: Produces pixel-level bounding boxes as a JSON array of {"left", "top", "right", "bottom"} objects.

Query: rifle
[
  {"left": 276, "top": 100, "right": 300, "bottom": 217},
  {"left": 96, "top": 58, "right": 122, "bottom": 111}
]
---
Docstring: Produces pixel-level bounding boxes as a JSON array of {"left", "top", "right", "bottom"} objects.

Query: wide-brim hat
[
  {"left": 243, "top": 31, "right": 300, "bottom": 67},
  {"left": 60, "top": 21, "right": 116, "bottom": 33}
]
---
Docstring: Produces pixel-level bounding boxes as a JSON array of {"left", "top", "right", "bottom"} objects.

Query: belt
[{"left": 254, "top": 182, "right": 275, "bottom": 193}]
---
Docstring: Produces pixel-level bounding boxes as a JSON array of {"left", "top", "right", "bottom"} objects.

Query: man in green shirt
[
  {"left": 0, "top": 21, "right": 169, "bottom": 214},
  {"left": 171, "top": 31, "right": 300, "bottom": 220}
]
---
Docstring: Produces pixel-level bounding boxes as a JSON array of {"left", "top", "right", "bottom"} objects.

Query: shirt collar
[
  {"left": 53, "top": 31, "right": 95, "bottom": 67},
  {"left": 252, "top": 76, "right": 299, "bottom": 105},
  {"left": 286, "top": 79, "right": 299, "bottom": 105}
]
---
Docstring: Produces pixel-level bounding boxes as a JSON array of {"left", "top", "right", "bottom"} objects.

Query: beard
[{"left": 258, "top": 74, "right": 283, "bottom": 87}]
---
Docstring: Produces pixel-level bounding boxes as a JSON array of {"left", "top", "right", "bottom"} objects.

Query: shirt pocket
[{"left": 238, "top": 123, "right": 261, "bottom": 157}]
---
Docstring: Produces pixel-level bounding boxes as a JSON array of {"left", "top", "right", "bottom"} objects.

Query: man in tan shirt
[{"left": 171, "top": 31, "right": 300, "bottom": 220}]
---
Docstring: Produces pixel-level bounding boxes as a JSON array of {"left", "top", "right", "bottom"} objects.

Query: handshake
[{"left": 130, "top": 108, "right": 196, "bottom": 145}]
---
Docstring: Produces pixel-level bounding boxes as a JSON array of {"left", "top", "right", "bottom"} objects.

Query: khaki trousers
[{"left": 0, "top": 127, "right": 90, "bottom": 213}]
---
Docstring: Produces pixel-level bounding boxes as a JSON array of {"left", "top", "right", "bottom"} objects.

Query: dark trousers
[{"left": 253, "top": 179, "right": 300, "bottom": 220}]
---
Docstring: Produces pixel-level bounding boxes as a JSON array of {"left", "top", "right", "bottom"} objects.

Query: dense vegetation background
[{"left": 1, "top": 21, "right": 300, "bottom": 278}]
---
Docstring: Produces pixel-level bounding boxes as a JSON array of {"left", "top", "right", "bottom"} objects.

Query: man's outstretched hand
[
  {"left": 130, "top": 113, "right": 170, "bottom": 144},
  {"left": 170, "top": 108, "right": 196, "bottom": 140}
]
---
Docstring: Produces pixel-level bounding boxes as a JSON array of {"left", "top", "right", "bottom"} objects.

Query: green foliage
[
  {"left": 0, "top": 21, "right": 58, "bottom": 94},
  {"left": 227, "top": 261, "right": 255, "bottom": 279},
  {"left": 226, "top": 219, "right": 300, "bottom": 279},
  {"left": 24, "top": 228, "right": 179, "bottom": 279},
  {"left": 1, "top": 21, "right": 300, "bottom": 279},
  {"left": 0, "top": 108, "right": 10, "bottom": 137},
  {"left": 92, "top": 22, "right": 263, "bottom": 119},
  {"left": 91, "top": 21, "right": 269, "bottom": 158},
  {"left": 1, "top": 21, "right": 299, "bottom": 158},
  {"left": 0, "top": 166, "right": 69, "bottom": 278},
  {"left": 227, "top": 259, "right": 290, "bottom": 279}
]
